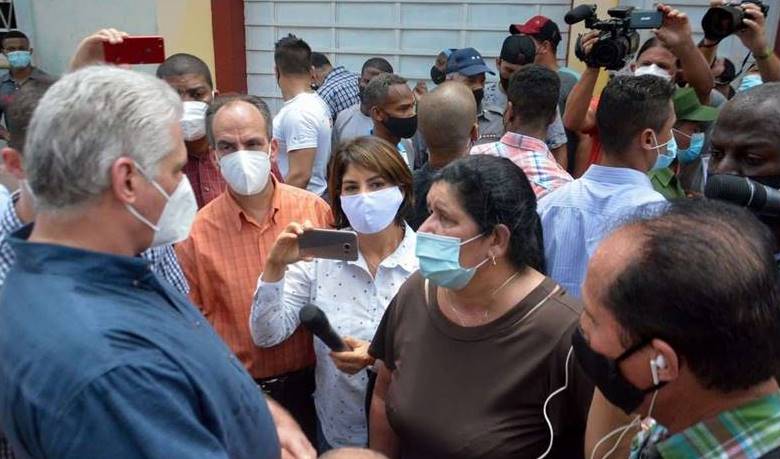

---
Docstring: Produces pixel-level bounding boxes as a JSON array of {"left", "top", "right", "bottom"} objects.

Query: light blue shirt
[{"left": 538, "top": 165, "right": 666, "bottom": 298}]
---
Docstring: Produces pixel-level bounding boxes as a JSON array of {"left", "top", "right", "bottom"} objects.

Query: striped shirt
[
  {"left": 470, "top": 132, "right": 572, "bottom": 198},
  {"left": 317, "top": 66, "right": 360, "bottom": 120},
  {"left": 630, "top": 392, "right": 780, "bottom": 459},
  {"left": 175, "top": 178, "right": 333, "bottom": 379},
  {"left": 538, "top": 165, "right": 666, "bottom": 298}
]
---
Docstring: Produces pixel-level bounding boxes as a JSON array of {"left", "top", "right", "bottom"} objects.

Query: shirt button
[
  {"left": 204, "top": 186, "right": 210, "bottom": 192},
  {"left": 132, "top": 280, "right": 140, "bottom": 287}
]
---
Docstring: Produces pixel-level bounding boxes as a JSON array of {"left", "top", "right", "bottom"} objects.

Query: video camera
[
  {"left": 702, "top": 1, "right": 769, "bottom": 42},
  {"left": 566, "top": 4, "right": 663, "bottom": 70}
]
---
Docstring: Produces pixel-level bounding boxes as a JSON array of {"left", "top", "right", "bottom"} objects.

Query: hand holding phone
[{"left": 298, "top": 229, "right": 359, "bottom": 262}]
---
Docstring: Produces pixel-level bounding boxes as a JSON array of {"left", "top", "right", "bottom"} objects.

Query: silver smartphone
[{"left": 298, "top": 229, "right": 359, "bottom": 261}]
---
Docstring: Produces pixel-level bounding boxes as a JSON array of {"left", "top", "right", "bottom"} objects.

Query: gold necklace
[{"left": 446, "top": 271, "right": 522, "bottom": 327}]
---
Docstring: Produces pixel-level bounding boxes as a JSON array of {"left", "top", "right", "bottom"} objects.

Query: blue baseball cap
[{"left": 446, "top": 48, "right": 495, "bottom": 77}]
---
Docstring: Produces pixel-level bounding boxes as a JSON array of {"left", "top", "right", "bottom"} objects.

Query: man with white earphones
[{"left": 576, "top": 198, "right": 780, "bottom": 459}]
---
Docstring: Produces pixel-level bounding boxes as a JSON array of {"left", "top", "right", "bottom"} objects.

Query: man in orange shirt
[{"left": 176, "top": 94, "right": 332, "bottom": 443}]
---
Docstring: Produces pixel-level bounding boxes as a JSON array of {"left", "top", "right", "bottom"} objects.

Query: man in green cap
[{"left": 649, "top": 86, "right": 719, "bottom": 198}]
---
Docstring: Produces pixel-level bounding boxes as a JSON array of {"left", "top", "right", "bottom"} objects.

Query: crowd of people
[{"left": 0, "top": 1, "right": 780, "bottom": 458}]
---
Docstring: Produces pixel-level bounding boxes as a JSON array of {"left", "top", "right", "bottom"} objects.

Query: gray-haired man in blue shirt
[{"left": 0, "top": 64, "right": 314, "bottom": 459}]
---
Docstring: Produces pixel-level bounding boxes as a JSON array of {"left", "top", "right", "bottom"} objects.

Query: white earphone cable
[{"left": 536, "top": 345, "right": 573, "bottom": 459}]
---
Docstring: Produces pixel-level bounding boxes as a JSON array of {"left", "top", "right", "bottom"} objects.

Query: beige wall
[{"left": 156, "top": 0, "right": 216, "bottom": 85}]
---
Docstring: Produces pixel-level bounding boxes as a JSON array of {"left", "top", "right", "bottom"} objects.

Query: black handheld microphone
[
  {"left": 705, "top": 175, "right": 780, "bottom": 216},
  {"left": 565, "top": 4, "right": 597, "bottom": 25},
  {"left": 299, "top": 305, "right": 349, "bottom": 352}
]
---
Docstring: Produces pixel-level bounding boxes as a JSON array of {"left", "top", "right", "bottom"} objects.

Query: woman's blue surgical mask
[
  {"left": 650, "top": 131, "right": 677, "bottom": 172},
  {"left": 416, "top": 232, "right": 488, "bottom": 290},
  {"left": 738, "top": 74, "right": 763, "bottom": 93},
  {"left": 673, "top": 129, "right": 705, "bottom": 164},
  {"left": 6, "top": 50, "right": 31, "bottom": 69}
]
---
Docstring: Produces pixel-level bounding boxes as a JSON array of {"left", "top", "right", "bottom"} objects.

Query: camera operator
[
  {"left": 698, "top": 1, "right": 780, "bottom": 88},
  {"left": 564, "top": 4, "right": 714, "bottom": 175}
]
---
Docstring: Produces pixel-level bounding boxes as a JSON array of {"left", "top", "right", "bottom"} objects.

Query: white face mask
[
  {"left": 180, "top": 101, "right": 209, "bottom": 141},
  {"left": 218, "top": 150, "right": 272, "bottom": 196},
  {"left": 634, "top": 64, "right": 672, "bottom": 81},
  {"left": 126, "top": 163, "right": 198, "bottom": 248},
  {"left": 340, "top": 186, "right": 403, "bottom": 234}
]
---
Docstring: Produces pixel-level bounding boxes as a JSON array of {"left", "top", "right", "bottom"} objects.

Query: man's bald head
[
  {"left": 418, "top": 81, "right": 477, "bottom": 157},
  {"left": 709, "top": 82, "right": 780, "bottom": 178},
  {"left": 719, "top": 82, "right": 780, "bottom": 136},
  {"left": 319, "top": 448, "right": 388, "bottom": 459}
]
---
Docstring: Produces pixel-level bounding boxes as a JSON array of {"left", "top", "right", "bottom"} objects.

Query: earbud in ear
[{"left": 650, "top": 355, "right": 666, "bottom": 386}]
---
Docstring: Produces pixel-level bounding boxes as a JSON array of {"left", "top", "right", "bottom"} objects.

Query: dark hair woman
[
  {"left": 250, "top": 136, "right": 417, "bottom": 453},
  {"left": 369, "top": 155, "right": 594, "bottom": 459}
]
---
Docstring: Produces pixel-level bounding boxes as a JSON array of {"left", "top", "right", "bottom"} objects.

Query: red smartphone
[
  {"left": 103, "top": 36, "right": 165, "bottom": 65},
  {"left": 298, "top": 229, "right": 359, "bottom": 262}
]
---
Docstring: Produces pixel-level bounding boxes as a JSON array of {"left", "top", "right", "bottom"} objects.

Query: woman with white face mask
[{"left": 249, "top": 136, "right": 416, "bottom": 453}]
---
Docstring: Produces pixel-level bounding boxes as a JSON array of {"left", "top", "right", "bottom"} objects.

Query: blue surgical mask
[
  {"left": 675, "top": 131, "right": 705, "bottom": 164},
  {"left": 738, "top": 74, "right": 763, "bottom": 92},
  {"left": 416, "top": 232, "right": 488, "bottom": 290},
  {"left": 650, "top": 131, "right": 677, "bottom": 172},
  {"left": 6, "top": 50, "right": 31, "bottom": 69}
]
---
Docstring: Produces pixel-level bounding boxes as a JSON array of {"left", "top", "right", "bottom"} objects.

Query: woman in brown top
[{"left": 368, "top": 155, "right": 594, "bottom": 459}]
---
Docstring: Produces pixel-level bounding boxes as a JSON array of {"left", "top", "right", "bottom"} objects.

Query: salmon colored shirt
[{"left": 176, "top": 178, "right": 333, "bottom": 379}]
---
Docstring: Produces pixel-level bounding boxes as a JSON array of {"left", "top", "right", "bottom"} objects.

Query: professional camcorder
[
  {"left": 702, "top": 0, "right": 770, "bottom": 42},
  {"left": 566, "top": 4, "right": 663, "bottom": 70}
]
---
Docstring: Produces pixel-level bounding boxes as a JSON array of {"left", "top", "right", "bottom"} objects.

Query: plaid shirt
[
  {"left": 631, "top": 392, "right": 780, "bottom": 459},
  {"left": 317, "top": 66, "right": 360, "bottom": 120},
  {"left": 0, "top": 192, "right": 189, "bottom": 295},
  {"left": 470, "top": 132, "right": 572, "bottom": 198},
  {"left": 183, "top": 152, "right": 226, "bottom": 209}
]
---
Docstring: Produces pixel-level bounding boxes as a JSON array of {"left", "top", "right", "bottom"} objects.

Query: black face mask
[
  {"left": 430, "top": 66, "right": 446, "bottom": 85},
  {"left": 472, "top": 88, "right": 485, "bottom": 109},
  {"left": 500, "top": 77, "right": 510, "bottom": 93},
  {"left": 572, "top": 328, "right": 664, "bottom": 414},
  {"left": 383, "top": 114, "right": 418, "bottom": 139}
]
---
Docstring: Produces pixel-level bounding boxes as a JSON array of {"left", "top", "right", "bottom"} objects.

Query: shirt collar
[
  {"left": 500, "top": 132, "right": 548, "bottom": 152},
  {"left": 656, "top": 392, "right": 780, "bottom": 458},
  {"left": 582, "top": 164, "right": 655, "bottom": 189},
  {"left": 345, "top": 224, "right": 418, "bottom": 273},
  {"left": 2, "top": 67, "right": 48, "bottom": 83},
  {"left": 8, "top": 224, "right": 155, "bottom": 283},
  {"left": 648, "top": 167, "right": 676, "bottom": 187},
  {"left": 224, "top": 176, "right": 282, "bottom": 232},
  {"left": 323, "top": 66, "right": 349, "bottom": 85}
]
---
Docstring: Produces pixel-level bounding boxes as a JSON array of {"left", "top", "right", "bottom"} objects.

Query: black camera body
[
  {"left": 567, "top": 4, "right": 662, "bottom": 70},
  {"left": 702, "top": 1, "right": 770, "bottom": 42}
]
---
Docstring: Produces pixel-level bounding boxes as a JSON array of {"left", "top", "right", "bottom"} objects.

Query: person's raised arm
[
  {"left": 249, "top": 221, "right": 315, "bottom": 347},
  {"left": 69, "top": 28, "right": 128, "bottom": 71},
  {"left": 736, "top": 2, "right": 780, "bottom": 83},
  {"left": 655, "top": 4, "right": 714, "bottom": 104},
  {"left": 563, "top": 32, "right": 600, "bottom": 133}
]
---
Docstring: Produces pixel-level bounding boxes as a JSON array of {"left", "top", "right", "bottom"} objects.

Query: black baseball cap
[
  {"left": 500, "top": 35, "right": 536, "bottom": 65},
  {"left": 509, "top": 16, "right": 562, "bottom": 48}
]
